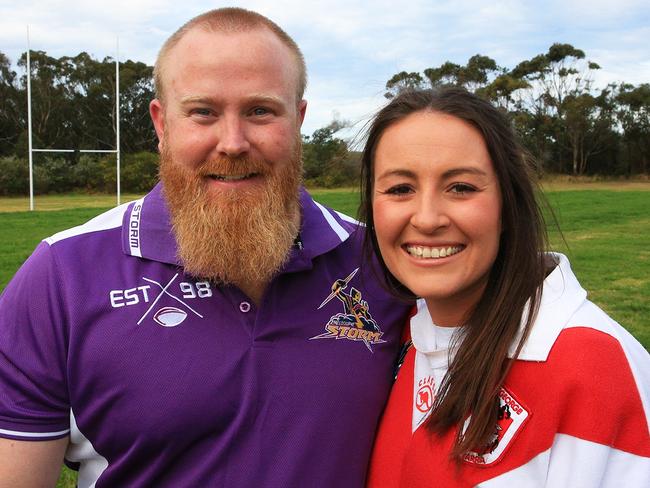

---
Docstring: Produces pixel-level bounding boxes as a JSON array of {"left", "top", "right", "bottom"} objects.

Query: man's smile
[{"left": 207, "top": 172, "right": 259, "bottom": 181}]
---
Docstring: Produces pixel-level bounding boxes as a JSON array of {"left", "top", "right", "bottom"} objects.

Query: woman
[{"left": 361, "top": 88, "right": 650, "bottom": 487}]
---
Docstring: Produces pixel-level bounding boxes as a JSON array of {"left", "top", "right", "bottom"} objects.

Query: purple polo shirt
[{"left": 0, "top": 184, "right": 410, "bottom": 487}]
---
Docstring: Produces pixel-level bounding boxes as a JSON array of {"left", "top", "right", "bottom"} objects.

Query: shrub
[
  {"left": 121, "top": 152, "right": 159, "bottom": 193},
  {"left": 0, "top": 156, "right": 29, "bottom": 195}
]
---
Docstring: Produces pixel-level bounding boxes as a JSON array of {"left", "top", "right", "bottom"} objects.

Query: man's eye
[
  {"left": 251, "top": 107, "right": 270, "bottom": 116},
  {"left": 450, "top": 183, "right": 476, "bottom": 194},
  {"left": 192, "top": 108, "right": 212, "bottom": 117}
]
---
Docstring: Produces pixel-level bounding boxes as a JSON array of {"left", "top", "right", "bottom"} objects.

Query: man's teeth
[
  {"left": 405, "top": 245, "right": 463, "bottom": 259},
  {"left": 209, "top": 173, "right": 254, "bottom": 181}
]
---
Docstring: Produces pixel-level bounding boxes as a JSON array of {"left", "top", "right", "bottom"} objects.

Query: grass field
[{"left": 0, "top": 185, "right": 648, "bottom": 488}]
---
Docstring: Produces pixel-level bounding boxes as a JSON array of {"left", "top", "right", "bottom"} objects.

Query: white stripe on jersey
[
  {"left": 335, "top": 210, "right": 363, "bottom": 226},
  {"left": 477, "top": 433, "right": 650, "bottom": 487},
  {"left": 314, "top": 201, "right": 350, "bottom": 241},
  {"left": 66, "top": 410, "right": 108, "bottom": 488},
  {"left": 0, "top": 427, "right": 70, "bottom": 438},
  {"left": 127, "top": 197, "right": 145, "bottom": 257},
  {"left": 45, "top": 201, "right": 132, "bottom": 245}
]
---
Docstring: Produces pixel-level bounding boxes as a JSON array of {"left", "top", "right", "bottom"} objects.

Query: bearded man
[{"left": 0, "top": 8, "right": 410, "bottom": 487}]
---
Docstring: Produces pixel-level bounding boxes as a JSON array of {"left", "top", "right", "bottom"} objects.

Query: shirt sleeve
[
  {"left": 0, "top": 241, "right": 71, "bottom": 440},
  {"left": 480, "top": 325, "right": 650, "bottom": 488},
  {"left": 544, "top": 325, "right": 650, "bottom": 487}
]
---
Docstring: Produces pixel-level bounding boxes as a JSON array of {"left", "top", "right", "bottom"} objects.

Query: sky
[{"left": 1, "top": 0, "right": 649, "bottom": 141}]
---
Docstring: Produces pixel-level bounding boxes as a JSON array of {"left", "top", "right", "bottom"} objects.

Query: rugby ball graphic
[{"left": 153, "top": 307, "right": 188, "bottom": 327}]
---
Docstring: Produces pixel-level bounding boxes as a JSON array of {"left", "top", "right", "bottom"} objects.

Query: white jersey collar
[{"left": 409, "top": 253, "right": 588, "bottom": 364}]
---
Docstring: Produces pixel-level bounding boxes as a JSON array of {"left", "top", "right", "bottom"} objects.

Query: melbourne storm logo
[{"left": 310, "top": 268, "right": 385, "bottom": 352}]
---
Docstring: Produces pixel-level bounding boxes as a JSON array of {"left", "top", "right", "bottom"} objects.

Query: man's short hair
[{"left": 153, "top": 7, "right": 307, "bottom": 102}]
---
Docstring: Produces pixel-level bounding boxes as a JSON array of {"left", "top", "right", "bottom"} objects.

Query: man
[{"left": 0, "top": 8, "right": 410, "bottom": 487}]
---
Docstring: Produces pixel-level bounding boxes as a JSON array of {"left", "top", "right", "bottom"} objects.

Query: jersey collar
[
  {"left": 510, "top": 253, "right": 587, "bottom": 361},
  {"left": 121, "top": 183, "right": 360, "bottom": 272},
  {"left": 409, "top": 253, "right": 588, "bottom": 364}
]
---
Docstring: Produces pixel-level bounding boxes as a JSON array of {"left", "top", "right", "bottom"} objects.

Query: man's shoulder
[
  {"left": 44, "top": 200, "right": 132, "bottom": 247},
  {"left": 299, "top": 190, "right": 367, "bottom": 258}
]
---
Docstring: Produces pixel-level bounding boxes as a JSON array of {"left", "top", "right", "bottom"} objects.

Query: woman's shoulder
[{"left": 523, "top": 292, "right": 649, "bottom": 411}]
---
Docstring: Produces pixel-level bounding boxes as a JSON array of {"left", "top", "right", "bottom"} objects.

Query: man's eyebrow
[
  {"left": 245, "top": 94, "right": 284, "bottom": 105},
  {"left": 180, "top": 95, "right": 216, "bottom": 105},
  {"left": 179, "top": 95, "right": 284, "bottom": 105}
]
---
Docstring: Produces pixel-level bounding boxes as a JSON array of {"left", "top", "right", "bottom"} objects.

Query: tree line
[
  {"left": 0, "top": 48, "right": 358, "bottom": 195},
  {"left": 385, "top": 43, "right": 649, "bottom": 176},
  {"left": 0, "top": 43, "right": 648, "bottom": 196}
]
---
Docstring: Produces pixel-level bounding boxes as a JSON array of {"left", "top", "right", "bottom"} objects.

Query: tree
[
  {"left": 302, "top": 119, "right": 355, "bottom": 187},
  {"left": 423, "top": 55, "right": 501, "bottom": 92},
  {"left": 616, "top": 83, "right": 650, "bottom": 175},
  {"left": 0, "top": 52, "right": 22, "bottom": 156},
  {"left": 479, "top": 74, "right": 529, "bottom": 111},
  {"left": 563, "top": 87, "right": 616, "bottom": 175},
  {"left": 17, "top": 50, "right": 74, "bottom": 155},
  {"left": 4, "top": 50, "right": 157, "bottom": 159},
  {"left": 384, "top": 71, "right": 424, "bottom": 99},
  {"left": 509, "top": 43, "right": 605, "bottom": 173},
  {"left": 423, "top": 61, "right": 462, "bottom": 87},
  {"left": 118, "top": 60, "right": 156, "bottom": 152},
  {"left": 384, "top": 55, "right": 501, "bottom": 99}
]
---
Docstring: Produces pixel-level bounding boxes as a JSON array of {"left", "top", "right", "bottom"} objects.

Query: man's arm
[{"left": 0, "top": 437, "right": 68, "bottom": 488}]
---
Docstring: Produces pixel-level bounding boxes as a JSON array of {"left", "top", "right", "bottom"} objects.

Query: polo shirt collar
[{"left": 122, "top": 183, "right": 360, "bottom": 272}]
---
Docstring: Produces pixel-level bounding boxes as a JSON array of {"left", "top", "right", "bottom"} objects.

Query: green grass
[
  {"left": 544, "top": 190, "right": 650, "bottom": 346},
  {"left": 0, "top": 193, "right": 144, "bottom": 213},
  {"left": 0, "top": 187, "right": 647, "bottom": 488}
]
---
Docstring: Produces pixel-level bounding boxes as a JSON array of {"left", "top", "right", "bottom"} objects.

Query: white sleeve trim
[{"left": 0, "top": 427, "right": 70, "bottom": 438}]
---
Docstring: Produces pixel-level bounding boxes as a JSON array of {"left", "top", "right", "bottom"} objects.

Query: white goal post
[{"left": 26, "top": 26, "right": 121, "bottom": 210}]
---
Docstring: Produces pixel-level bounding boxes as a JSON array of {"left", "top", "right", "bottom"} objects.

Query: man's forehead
[
  {"left": 167, "top": 27, "right": 296, "bottom": 73},
  {"left": 171, "top": 25, "right": 289, "bottom": 60},
  {"left": 161, "top": 26, "right": 301, "bottom": 103}
]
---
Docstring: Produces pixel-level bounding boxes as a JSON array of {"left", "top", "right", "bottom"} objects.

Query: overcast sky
[{"left": 1, "top": 0, "right": 649, "bottom": 140}]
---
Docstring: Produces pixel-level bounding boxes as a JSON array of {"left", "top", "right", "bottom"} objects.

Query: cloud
[{"left": 1, "top": 0, "right": 648, "bottom": 136}]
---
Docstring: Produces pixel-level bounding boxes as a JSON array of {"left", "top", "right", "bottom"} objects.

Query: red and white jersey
[{"left": 368, "top": 254, "right": 650, "bottom": 487}]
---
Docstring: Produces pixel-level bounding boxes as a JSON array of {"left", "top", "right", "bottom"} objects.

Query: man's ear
[
  {"left": 150, "top": 99, "right": 165, "bottom": 152},
  {"left": 298, "top": 100, "right": 307, "bottom": 127}
]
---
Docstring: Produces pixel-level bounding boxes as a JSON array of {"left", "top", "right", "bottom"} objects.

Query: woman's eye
[
  {"left": 450, "top": 183, "right": 476, "bottom": 194},
  {"left": 385, "top": 185, "right": 412, "bottom": 196}
]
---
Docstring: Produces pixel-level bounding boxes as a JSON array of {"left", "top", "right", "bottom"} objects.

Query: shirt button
[{"left": 239, "top": 302, "right": 251, "bottom": 313}]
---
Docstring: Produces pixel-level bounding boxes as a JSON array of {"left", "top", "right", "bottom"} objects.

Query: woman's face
[{"left": 372, "top": 110, "right": 502, "bottom": 326}]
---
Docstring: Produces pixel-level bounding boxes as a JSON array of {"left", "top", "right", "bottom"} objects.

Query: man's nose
[{"left": 216, "top": 115, "right": 251, "bottom": 157}]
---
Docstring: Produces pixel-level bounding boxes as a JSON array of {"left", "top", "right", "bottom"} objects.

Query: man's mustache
[{"left": 196, "top": 156, "right": 269, "bottom": 177}]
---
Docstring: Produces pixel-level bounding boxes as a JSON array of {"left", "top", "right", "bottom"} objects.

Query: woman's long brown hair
[{"left": 359, "top": 87, "right": 548, "bottom": 460}]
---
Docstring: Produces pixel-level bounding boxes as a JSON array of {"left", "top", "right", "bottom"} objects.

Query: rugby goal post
[{"left": 26, "top": 26, "right": 121, "bottom": 210}]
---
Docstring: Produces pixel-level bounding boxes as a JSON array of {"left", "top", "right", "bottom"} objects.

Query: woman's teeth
[{"left": 405, "top": 245, "right": 463, "bottom": 259}]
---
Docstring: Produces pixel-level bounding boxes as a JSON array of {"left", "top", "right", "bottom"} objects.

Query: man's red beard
[{"left": 159, "top": 141, "right": 302, "bottom": 290}]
